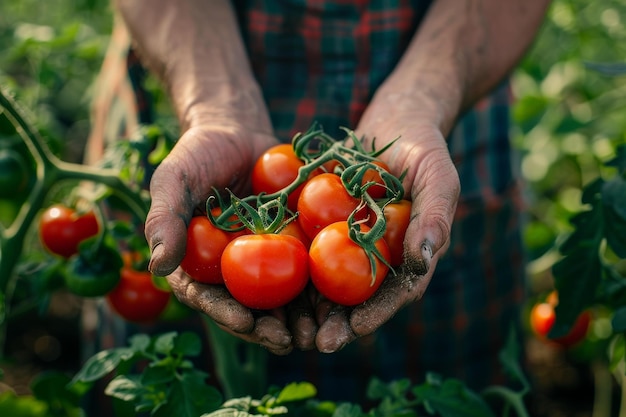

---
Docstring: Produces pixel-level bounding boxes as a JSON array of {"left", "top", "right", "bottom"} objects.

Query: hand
[
  {"left": 144, "top": 120, "right": 307, "bottom": 354},
  {"left": 311, "top": 94, "right": 461, "bottom": 352}
]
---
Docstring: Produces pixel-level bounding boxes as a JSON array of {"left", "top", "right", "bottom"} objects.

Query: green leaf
[
  {"left": 105, "top": 375, "right": 143, "bottom": 402},
  {"left": 275, "top": 382, "right": 317, "bottom": 404},
  {"left": 604, "top": 206, "right": 626, "bottom": 258},
  {"left": 612, "top": 307, "right": 626, "bottom": 333},
  {"left": 201, "top": 408, "right": 252, "bottom": 417},
  {"left": 551, "top": 245, "right": 601, "bottom": 338},
  {"left": 154, "top": 332, "right": 178, "bottom": 355},
  {"left": 332, "top": 402, "right": 363, "bottom": 417},
  {"left": 129, "top": 334, "right": 151, "bottom": 353},
  {"left": 141, "top": 364, "right": 176, "bottom": 386},
  {"left": 0, "top": 392, "right": 48, "bottom": 417},
  {"left": 412, "top": 378, "right": 496, "bottom": 417},
  {"left": 498, "top": 328, "right": 529, "bottom": 390},
  {"left": 30, "top": 371, "right": 83, "bottom": 416},
  {"left": 153, "top": 371, "right": 222, "bottom": 417},
  {"left": 70, "top": 347, "right": 135, "bottom": 384},
  {"left": 173, "top": 332, "right": 203, "bottom": 357},
  {"left": 602, "top": 177, "right": 626, "bottom": 221},
  {"left": 220, "top": 396, "right": 253, "bottom": 412}
]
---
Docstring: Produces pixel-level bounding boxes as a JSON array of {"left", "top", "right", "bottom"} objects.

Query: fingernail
[
  {"left": 413, "top": 240, "right": 432, "bottom": 276},
  {"left": 148, "top": 243, "right": 164, "bottom": 274}
]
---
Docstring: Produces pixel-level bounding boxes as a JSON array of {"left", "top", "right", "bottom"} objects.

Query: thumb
[{"left": 144, "top": 156, "right": 197, "bottom": 276}]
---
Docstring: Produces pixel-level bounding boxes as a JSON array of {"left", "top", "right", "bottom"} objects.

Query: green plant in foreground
[{"left": 0, "top": 327, "right": 531, "bottom": 417}]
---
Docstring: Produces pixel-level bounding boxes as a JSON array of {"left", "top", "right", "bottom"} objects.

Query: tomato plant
[
  {"left": 529, "top": 291, "right": 591, "bottom": 348},
  {"left": 297, "top": 172, "right": 366, "bottom": 240},
  {"left": 251, "top": 143, "right": 306, "bottom": 211},
  {"left": 180, "top": 215, "right": 243, "bottom": 284},
  {"left": 39, "top": 205, "right": 100, "bottom": 258},
  {"left": 221, "top": 234, "right": 309, "bottom": 310},
  {"left": 309, "top": 221, "right": 390, "bottom": 306},
  {"left": 106, "top": 263, "right": 171, "bottom": 323}
]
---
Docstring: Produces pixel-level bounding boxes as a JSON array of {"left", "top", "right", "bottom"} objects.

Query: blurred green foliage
[
  {"left": 513, "top": 1, "right": 626, "bottom": 266},
  {"left": 1, "top": 0, "right": 625, "bottom": 282},
  {"left": 0, "top": 0, "right": 112, "bottom": 162}
]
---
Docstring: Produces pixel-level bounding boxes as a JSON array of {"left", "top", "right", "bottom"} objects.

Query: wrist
[{"left": 171, "top": 75, "right": 273, "bottom": 135}]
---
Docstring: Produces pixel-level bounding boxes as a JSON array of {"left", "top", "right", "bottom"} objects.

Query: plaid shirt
[{"left": 86, "top": 0, "right": 526, "bottom": 406}]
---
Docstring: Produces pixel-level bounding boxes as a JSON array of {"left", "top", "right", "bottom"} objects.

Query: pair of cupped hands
[{"left": 144, "top": 92, "right": 460, "bottom": 355}]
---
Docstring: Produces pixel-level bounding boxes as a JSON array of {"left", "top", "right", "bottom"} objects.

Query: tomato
[
  {"left": 64, "top": 243, "right": 123, "bottom": 297},
  {"left": 180, "top": 215, "right": 241, "bottom": 284},
  {"left": 39, "top": 205, "right": 100, "bottom": 258},
  {"left": 0, "top": 148, "right": 29, "bottom": 198},
  {"left": 529, "top": 291, "right": 591, "bottom": 348},
  {"left": 361, "top": 160, "right": 391, "bottom": 199},
  {"left": 106, "top": 265, "right": 171, "bottom": 323},
  {"left": 221, "top": 234, "right": 309, "bottom": 310},
  {"left": 278, "top": 218, "right": 311, "bottom": 249},
  {"left": 369, "top": 200, "right": 411, "bottom": 266},
  {"left": 309, "top": 221, "right": 390, "bottom": 306},
  {"left": 251, "top": 143, "right": 306, "bottom": 212},
  {"left": 297, "top": 173, "right": 366, "bottom": 240}
]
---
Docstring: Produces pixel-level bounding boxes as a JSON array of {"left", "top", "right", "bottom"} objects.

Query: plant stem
[{"left": 201, "top": 315, "right": 268, "bottom": 399}]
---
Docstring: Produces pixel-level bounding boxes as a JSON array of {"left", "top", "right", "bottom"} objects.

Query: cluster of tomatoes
[
  {"left": 38, "top": 204, "right": 177, "bottom": 323},
  {"left": 180, "top": 132, "right": 411, "bottom": 310}
]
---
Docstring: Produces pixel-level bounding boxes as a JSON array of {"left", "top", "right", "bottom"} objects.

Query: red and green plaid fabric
[{"left": 86, "top": 0, "right": 527, "bottom": 406}]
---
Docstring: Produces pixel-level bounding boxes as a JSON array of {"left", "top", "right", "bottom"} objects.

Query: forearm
[
  {"left": 113, "top": 0, "right": 269, "bottom": 131},
  {"left": 378, "top": 0, "right": 551, "bottom": 136}
]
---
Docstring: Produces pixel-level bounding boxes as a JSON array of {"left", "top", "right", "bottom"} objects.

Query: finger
[
  {"left": 349, "top": 258, "right": 434, "bottom": 336},
  {"left": 213, "top": 315, "right": 293, "bottom": 355},
  {"left": 285, "top": 287, "right": 318, "bottom": 350},
  {"left": 145, "top": 157, "right": 196, "bottom": 277},
  {"left": 315, "top": 304, "right": 358, "bottom": 353},
  {"left": 403, "top": 146, "right": 459, "bottom": 271},
  {"left": 166, "top": 268, "right": 254, "bottom": 334}
]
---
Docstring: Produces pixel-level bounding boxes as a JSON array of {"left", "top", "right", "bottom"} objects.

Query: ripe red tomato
[
  {"left": 297, "top": 173, "right": 366, "bottom": 240},
  {"left": 369, "top": 199, "right": 411, "bottom": 266},
  {"left": 251, "top": 143, "right": 306, "bottom": 212},
  {"left": 180, "top": 215, "right": 242, "bottom": 284},
  {"left": 221, "top": 234, "right": 309, "bottom": 310},
  {"left": 309, "top": 221, "right": 390, "bottom": 306},
  {"left": 529, "top": 291, "right": 591, "bottom": 348},
  {"left": 106, "top": 265, "right": 170, "bottom": 323},
  {"left": 361, "top": 160, "right": 391, "bottom": 199},
  {"left": 278, "top": 218, "right": 311, "bottom": 249},
  {"left": 39, "top": 205, "right": 100, "bottom": 258}
]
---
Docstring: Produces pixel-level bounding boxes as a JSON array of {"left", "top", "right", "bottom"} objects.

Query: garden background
[{"left": 1, "top": 0, "right": 626, "bottom": 416}]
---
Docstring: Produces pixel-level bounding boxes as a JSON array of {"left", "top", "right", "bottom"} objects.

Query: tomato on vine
[
  {"left": 106, "top": 262, "right": 170, "bottom": 323},
  {"left": 180, "top": 215, "right": 243, "bottom": 285},
  {"left": 309, "top": 221, "right": 390, "bottom": 306},
  {"left": 251, "top": 143, "right": 306, "bottom": 212},
  {"left": 361, "top": 160, "right": 391, "bottom": 199},
  {"left": 221, "top": 234, "right": 309, "bottom": 310},
  {"left": 529, "top": 290, "right": 591, "bottom": 348},
  {"left": 39, "top": 205, "right": 100, "bottom": 258},
  {"left": 64, "top": 240, "right": 123, "bottom": 297},
  {"left": 297, "top": 172, "right": 366, "bottom": 240}
]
